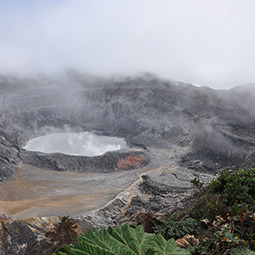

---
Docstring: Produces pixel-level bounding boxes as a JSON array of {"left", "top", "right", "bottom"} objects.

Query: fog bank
[{"left": 1, "top": 0, "right": 255, "bottom": 89}]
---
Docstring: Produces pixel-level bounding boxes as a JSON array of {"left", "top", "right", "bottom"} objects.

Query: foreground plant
[
  {"left": 153, "top": 216, "right": 197, "bottom": 240},
  {"left": 52, "top": 224, "right": 191, "bottom": 255}
]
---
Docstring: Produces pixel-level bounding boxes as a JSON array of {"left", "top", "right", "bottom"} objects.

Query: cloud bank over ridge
[{"left": 0, "top": 0, "right": 255, "bottom": 89}]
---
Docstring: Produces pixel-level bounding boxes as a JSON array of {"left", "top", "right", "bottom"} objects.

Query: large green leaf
[
  {"left": 150, "top": 235, "right": 191, "bottom": 255},
  {"left": 53, "top": 224, "right": 190, "bottom": 255}
]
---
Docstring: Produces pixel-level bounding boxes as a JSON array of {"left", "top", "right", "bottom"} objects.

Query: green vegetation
[
  {"left": 153, "top": 216, "right": 197, "bottom": 239},
  {"left": 179, "top": 168, "right": 255, "bottom": 254},
  {"left": 52, "top": 168, "right": 255, "bottom": 254},
  {"left": 209, "top": 168, "right": 255, "bottom": 206},
  {"left": 53, "top": 224, "right": 190, "bottom": 255}
]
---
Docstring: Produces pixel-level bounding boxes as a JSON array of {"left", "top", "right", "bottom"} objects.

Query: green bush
[
  {"left": 169, "top": 168, "right": 255, "bottom": 253},
  {"left": 153, "top": 216, "right": 197, "bottom": 239},
  {"left": 209, "top": 168, "right": 255, "bottom": 206}
]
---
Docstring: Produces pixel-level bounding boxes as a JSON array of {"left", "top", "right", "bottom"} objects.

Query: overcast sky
[{"left": 0, "top": 0, "right": 255, "bottom": 89}]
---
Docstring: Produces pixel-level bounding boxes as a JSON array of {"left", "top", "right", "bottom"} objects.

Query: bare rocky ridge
[{"left": 0, "top": 73, "right": 255, "bottom": 254}]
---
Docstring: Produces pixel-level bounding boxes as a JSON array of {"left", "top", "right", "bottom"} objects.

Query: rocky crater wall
[{"left": 1, "top": 75, "right": 255, "bottom": 180}]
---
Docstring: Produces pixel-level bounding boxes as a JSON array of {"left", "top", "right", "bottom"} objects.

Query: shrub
[
  {"left": 153, "top": 216, "right": 197, "bottom": 240},
  {"left": 209, "top": 168, "right": 255, "bottom": 206}
]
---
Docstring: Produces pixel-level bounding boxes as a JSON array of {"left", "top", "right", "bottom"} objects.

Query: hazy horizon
[{"left": 1, "top": 0, "right": 255, "bottom": 89}]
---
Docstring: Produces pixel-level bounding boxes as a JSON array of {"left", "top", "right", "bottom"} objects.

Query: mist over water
[{"left": 24, "top": 132, "right": 128, "bottom": 156}]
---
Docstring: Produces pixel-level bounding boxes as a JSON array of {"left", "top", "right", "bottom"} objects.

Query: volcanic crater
[{"left": 1, "top": 73, "right": 255, "bottom": 221}]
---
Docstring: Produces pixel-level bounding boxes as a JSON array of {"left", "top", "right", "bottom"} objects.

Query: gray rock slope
[{"left": 0, "top": 73, "right": 255, "bottom": 180}]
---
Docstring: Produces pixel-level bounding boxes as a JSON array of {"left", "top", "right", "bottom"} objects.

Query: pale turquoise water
[{"left": 24, "top": 132, "right": 128, "bottom": 156}]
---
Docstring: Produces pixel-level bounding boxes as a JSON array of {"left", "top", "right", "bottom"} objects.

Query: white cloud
[{"left": 0, "top": 0, "right": 255, "bottom": 89}]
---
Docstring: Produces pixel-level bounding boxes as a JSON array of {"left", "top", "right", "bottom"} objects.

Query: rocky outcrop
[
  {"left": 96, "top": 165, "right": 214, "bottom": 226},
  {"left": 0, "top": 216, "right": 97, "bottom": 255},
  {"left": 0, "top": 217, "right": 62, "bottom": 255},
  {"left": 0, "top": 135, "right": 20, "bottom": 182}
]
